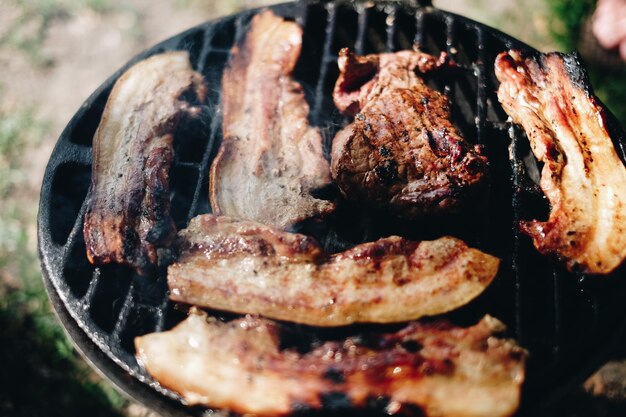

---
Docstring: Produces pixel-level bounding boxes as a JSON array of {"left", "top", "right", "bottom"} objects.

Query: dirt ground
[
  {"left": 0, "top": 0, "right": 623, "bottom": 416},
  {"left": 0, "top": 0, "right": 558, "bottom": 260},
  {"left": 0, "top": 0, "right": 277, "bottom": 214},
  {"left": 0, "top": 0, "right": 557, "bottom": 214}
]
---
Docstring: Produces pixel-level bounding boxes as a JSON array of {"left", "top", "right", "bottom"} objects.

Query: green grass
[
  {"left": 0, "top": 0, "right": 117, "bottom": 66},
  {"left": 545, "top": 0, "right": 595, "bottom": 51},
  {"left": 0, "top": 101, "right": 127, "bottom": 416},
  {"left": 0, "top": 108, "right": 45, "bottom": 198},
  {"left": 545, "top": 0, "right": 626, "bottom": 126},
  {"left": 0, "top": 2, "right": 144, "bottom": 414},
  {"left": 589, "top": 69, "right": 626, "bottom": 128},
  {"left": 0, "top": 247, "right": 127, "bottom": 417}
]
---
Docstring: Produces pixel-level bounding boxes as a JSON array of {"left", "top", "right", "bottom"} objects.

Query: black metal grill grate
[{"left": 38, "top": 1, "right": 626, "bottom": 416}]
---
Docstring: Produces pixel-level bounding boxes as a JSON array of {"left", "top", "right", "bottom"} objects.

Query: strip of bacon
[
  {"left": 135, "top": 309, "right": 526, "bottom": 417},
  {"left": 167, "top": 215, "right": 499, "bottom": 326},
  {"left": 210, "top": 10, "right": 335, "bottom": 229},
  {"left": 495, "top": 50, "right": 626, "bottom": 274},
  {"left": 84, "top": 51, "right": 207, "bottom": 274}
]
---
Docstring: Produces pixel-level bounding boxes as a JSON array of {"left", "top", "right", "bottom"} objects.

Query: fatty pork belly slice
[
  {"left": 84, "top": 51, "right": 207, "bottom": 275},
  {"left": 167, "top": 215, "right": 499, "bottom": 326},
  {"left": 135, "top": 309, "right": 526, "bottom": 417},
  {"left": 331, "top": 48, "right": 488, "bottom": 219},
  {"left": 210, "top": 10, "right": 334, "bottom": 229},
  {"left": 495, "top": 50, "right": 626, "bottom": 274}
]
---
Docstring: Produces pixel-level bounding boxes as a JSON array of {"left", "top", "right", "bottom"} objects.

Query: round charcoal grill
[{"left": 38, "top": 1, "right": 626, "bottom": 416}]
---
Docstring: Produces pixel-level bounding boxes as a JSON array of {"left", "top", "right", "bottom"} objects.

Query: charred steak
[{"left": 331, "top": 48, "right": 488, "bottom": 218}]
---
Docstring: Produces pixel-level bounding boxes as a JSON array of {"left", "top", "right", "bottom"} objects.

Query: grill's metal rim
[
  {"left": 39, "top": 259, "right": 198, "bottom": 417},
  {"left": 36, "top": 1, "right": 626, "bottom": 416}
]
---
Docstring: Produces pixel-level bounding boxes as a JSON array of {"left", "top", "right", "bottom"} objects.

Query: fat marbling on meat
[
  {"left": 167, "top": 214, "right": 500, "bottom": 326},
  {"left": 331, "top": 48, "right": 488, "bottom": 218},
  {"left": 84, "top": 51, "right": 207, "bottom": 275},
  {"left": 210, "top": 10, "right": 334, "bottom": 229},
  {"left": 135, "top": 309, "right": 526, "bottom": 417},
  {"left": 495, "top": 50, "right": 626, "bottom": 274}
]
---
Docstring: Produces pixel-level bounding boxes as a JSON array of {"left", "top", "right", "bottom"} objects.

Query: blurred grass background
[{"left": 0, "top": 0, "right": 624, "bottom": 416}]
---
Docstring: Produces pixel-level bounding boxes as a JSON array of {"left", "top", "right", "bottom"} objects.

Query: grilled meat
[
  {"left": 495, "top": 50, "right": 626, "bottom": 274},
  {"left": 210, "top": 10, "right": 335, "bottom": 229},
  {"left": 331, "top": 48, "right": 488, "bottom": 218},
  {"left": 136, "top": 309, "right": 526, "bottom": 417},
  {"left": 84, "top": 51, "right": 207, "bottom": 274},
  {"left": 168, "top": 215, "right": 499, "bottom": 326}
]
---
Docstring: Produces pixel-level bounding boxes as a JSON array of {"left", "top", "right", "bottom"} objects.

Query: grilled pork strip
[
  {"left": 495, "top": 50, "right": 626, "bottom": 274},
  {"left": 210, "top": 10, "right": 334, "bottom": 229},
  {"left": 168, "top": 215, "right": 499, "bottom": 326},
  {"left": 331, "top": 49, "right": 488, "bottom": 218},
  {"left": 136, "top": 309, "right": 526, "bottom": 417},
  {"left": 84, "top": 51, "right": 207, "bottom": 274}
]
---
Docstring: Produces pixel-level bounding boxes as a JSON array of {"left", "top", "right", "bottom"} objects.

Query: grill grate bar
[
  {"left": 295, "top": 1, "right": 308, "bottom": 27},
  {"left": 186, "top": 116, "right": 218, "bottom": 223},
  {"left": 154, "top": 296, "right": 171, "bottom": 333},
  {"left": 173, "top": 160, "right": 202, "bottom": 170},
  {"left": 444, "top": 15, "right": 455, "bottom": 56},
  {"left": 385, "top": 4, "right": 397, "bottom": 52},
  {"left": 619, "top": 137, "right": 626, "bottom": 162},
  {"left": 509, "top": 124, "right": 525, "bottom": 342},
  {"left": 474, "top": 27, "right": 487, "bottom": 146},
  {"left": 442, "top": 15, "right": 456, "bottom": 106},
  {"left": 488, "top": 120, "right": 509, "bottom": 131},
  {"left": 413, "top": 8, "right": 426, "bottom": 49},
  {"left": 552, "top": 268, "right": 563, "bottom": 360},
  {"left": 81, "top": 268, "right": 102, "bottom": 307},
  {"left": 61, "top": 194, "right": 90, "bottom": 256},
  {"left": 355, "top": 3, "right": 369, "bottom": 55},
  {"left": 204, "top": 47, "right": 231, "bottom": 55},
  {"left": 311, "top": 2, "right": 337, "bottom": 124},
  {"left": 111, "top": 282, "right": 135, "bottom": 344},
  {"left": 196, "top": 28, "right": 215, "bottom": 74},
  {"left": 470, "top": 27, "right": 489, "bottom": 248}
]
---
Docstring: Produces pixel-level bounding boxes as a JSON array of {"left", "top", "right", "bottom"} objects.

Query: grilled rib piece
[
  {"left": 210, "top": 10, "right": 334, "bottom": 229},
  {"left": 84, "top": 51, "right": 207, "bottom": 274},
  {"left": 136, "top": 309, "right": 526, "bottom": 417},
  {"left": 331, "top": 49, "right": 488, "bottom": 218},
  {"left": 168, "top": 215, "right": 499, "bottom": 326},
  {"left": 495, "top": 50, "right": 626, "bottom": 274}
]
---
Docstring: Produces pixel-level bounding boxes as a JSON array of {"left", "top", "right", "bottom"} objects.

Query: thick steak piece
[{"left": 331, "top": 48, "right": 488, "bottom": 218}]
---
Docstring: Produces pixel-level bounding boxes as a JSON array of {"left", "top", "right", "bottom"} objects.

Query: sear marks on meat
[
  {"left": 84, "top": 51, "right": 207, "bottom": 275},
  {"left": 167, "top": 215, "right": 499, "bottom": 326},
  {"left": 331, "top": 48, "right": 488, "bottom": 218},
  {"left": 210, "top": 10, "right": 335, "bottom": 229},
  {"left": 495, "top": 50, "right": 626, "bottom": 274},
  {"left": 135, "top": 308, "right": 526, "bottom": 417}
]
